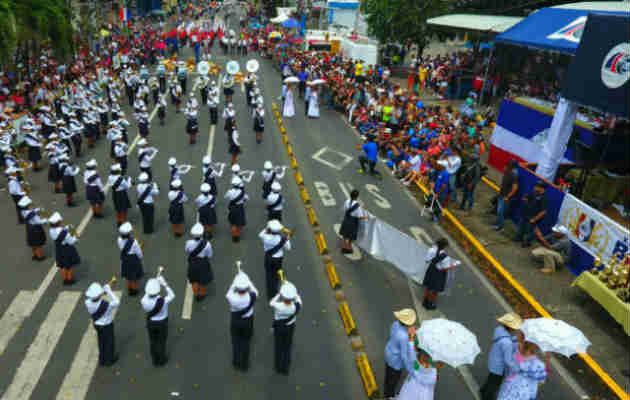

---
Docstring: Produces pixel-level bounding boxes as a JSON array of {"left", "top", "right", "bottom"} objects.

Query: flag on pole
[{"left": 120, "top": 7, "right": 129, "bottom": 22}]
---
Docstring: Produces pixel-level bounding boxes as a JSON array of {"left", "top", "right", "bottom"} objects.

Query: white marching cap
[
  {"left": 200, "top": 183, "right": 211, "bottom": 192},
  {"left": 234, "top": 272, "right": 250, "bottom": 291},
  {"left": 57, "top": 119, "right": 66, "bottom": 125},
  {"left": 138, "top": 172, "right": 149, "bottom": 182},
  {"left": 228, "top": 102, "right": 234, "bottom": 108},
  {"left": 171, "top": 179, "right": 182, "bottom": 188},
  {"left": 267, "top": 219, "right": 283, "bottom": 232},
  {"left": 271, "top": 181, "right": 281, "bottom": 192},
  {"left": 264, "top": 161, "right": 272, "bottom": 169},
  {"left": 48, "top": 133, "right": 58, "bottom": 140},
  {"left": 110, "top": 163, "right": 122, "bottom": 171},
  {"left": 231, "top": 164, "right": 240, "bottom": 173},
  {"left": 190, "top": 222, "right": 204, "bottom": 236},
  {"left": 18, "top": 196, "right": 32, "bottom": 208},
  {"left": 138, "top": 138, "right": 148, "bottom": 146},
  {"left": 119, "top": 221, "right": 132, "bottom": 235},
  {"left": 280, "top": 281, "right": 297, "bottom": 300},
  {"left": 231, "top": 176, "right": 242, "bottom": 186},
  {"left": 202, "top": 155, "right": 211, "bottom": 164},
  {"left": 85, "top": 282, "right": 104, "bottom": 299},
  {"left": 86, "top": 159, "right": 97, "bottom": 168},
  {"left": 145, "top": 278, "right": 161, "bottom": 295},
  {"left": 168, "top": 157, "right": 177, "bottom": 166},
  {"left": 48, "top": 212, "right": 63, "bottom": 224}
]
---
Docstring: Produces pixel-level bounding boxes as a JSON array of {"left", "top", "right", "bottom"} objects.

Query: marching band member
[
  {"left": 177, "top": 61, "right": 188, "bottom": 92},
  {"left": 168, "top": 179, "right": 188, "bottom": 237},
  {"left": 85, "top": 282, "right": 120, "bottom": 366},
  {"left": 170, "top": 80, "right": 183, "bottom": 113},
  {"left": 264, "top": 181, "right": 284, "bottom": 221},
  {"left": 198, "top": 75, "right": 209, "bottom": 105},
  {"left": 228, "top": 128, "right": 241, "bottom": 166},
  {"left": 84, "top": 106, "right": 101, "bottom": 146},
  {"left": 226, "top": 267, "right": 258, "bottom": 371},
  {"left": 113, "top": 134, "right": 129, "bottom": 175},
  {"left": 202, "top": 155, "right": 222, "bottom": 195},
  {"left": 7, "top": 166, "right": 26, "bottom": 223},
  {"left": 116, "top": 112, "right": 131, "bottom": 143},
  {"left": 185, "top": 103, "right": 199, "bottom": 145},
  {"left": 157, "top": 96, "right": 167, "bottom": 126},
  {"left": 185, "top": 223, "right": 214, "bottom": 302},
  {"left": 222, "top": 102, "right": 236, "bottom": 139},
  {"left": 196, "top": 183, "right": 217, "bottom": 239},
  {"left": 48, "top": 212, "right": 80, "bottom": 285},
  {"left": 149, "top": 75, "right": 160, "bottom": 105},
  {"left": 23, "top": 129, "right": 43, "bottom": 171},
  {"left": 108, "top": 163, "right": 132, "bottom": 227},
  {"left": 59, "top": 155, "right": 80, "bottom": 207},
  {"left": 96, "top": 99, "right": 109, "bottom": 135},
  {"left": 137, "top": 107, "right": 150, "bottom": 138},
  {"left": 18, "top": 196, "right": 47, "bottom": 261},
  {"left": 207, "top": 81, "right": 219, "bottom": 125},
  {"left": 84, "top": 159, "right": 105, "bottom": 218},
  {"left": 106, "top": 122, "right": 120, "bottom": 160},
  {"left": 270, "top": 279, "right": 302, "bottom": 375},
  {"left": 168, "top": 157, "right": 180, "bottom": 183},
  {"left": 45, "top": 134, "right": 64, "bottom": 193},
  {"left": 261, "top": 161, "right": 285, "bottom": 199},
  {"left": 259, "top": 220, "right": 291, "bottom": 299},
  {"left": 339, "top": 189, "right": 369, "bottom": 254},
  {"left": 2, "top": 146, "right": 18, "bottom": 170},
  {"left": 223, "top": 75, "right": 235, "bottom": 103},
  {"left": 136, "top": 172, "right": 159, "bottom": 234},
  {"left": 225, "top": 176, "right": 248, "bottom": 242},
  {"left": 67, "top": 114, "right": 84, "bottom": 157},
  {"left": 137, "top": 139, "right": 157, "bottom": 181},
  {"left": 118, "top": 222, "right": 144, "bottom": 296},
  {"left": 142, "top": 274, "right": 174, "bottom": 367},
  {"left": 253, "top": 103, "right": 265, "bottom": 144},
  {"left": 110, "top": 101, "right": 121, "bottom": 121}
]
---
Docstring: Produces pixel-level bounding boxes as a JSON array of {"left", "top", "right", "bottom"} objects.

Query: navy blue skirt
[
  {"left": 187, "top": 257, "right": 213, "bottom": 284},
  {"left": 228, "top": 204, "right": 246, "bottom": 227}
]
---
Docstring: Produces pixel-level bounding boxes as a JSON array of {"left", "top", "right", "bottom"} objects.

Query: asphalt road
[{"left": 0, "top": 9, "right": 584, "bottom": 400}]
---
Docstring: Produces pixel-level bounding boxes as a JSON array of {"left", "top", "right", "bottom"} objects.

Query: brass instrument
[
  {"left": 236, "top": 260, "right": 242, "bottom": 273},
  {"left": 36, "top": 207, "right": 51, "bottom": 220},
  {"left": 278, "top": 269, "right": 286, "bottom": 285},
  {"left": 209, "top": 63, "right": 222, "bottom": 75},
  {"left": 107, "top": 276, "right": 117, "bottom": 286},
  {"left": 186, "top": 58, "right": 196, "bottom": 73},
  {"left": 234, "top": 72, "right": 245, "bottom": 83},
  {"left": 273, "top": 166, "right": 287, "bottom": 174},
  {"left": 176, "top": 164, "right": 195, "bottom": 175},
  {"left": 280, "top": 227, "right": 294, "bottom": 237},
  {"left": 22, "top": 180, "right": 32, "bottom": 195},
  {"left": 67, "top": 224, "right": 78, "bottom": 237},
  {"left": 134, "top": 231, "right": 145, "bottom": 250},
  {"left": 156, "top": 265, "right": 165, "bottom": 278}
]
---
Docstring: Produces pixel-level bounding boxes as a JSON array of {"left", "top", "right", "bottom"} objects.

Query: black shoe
[
  {"left": 94, "top": 213, "right": 104, "bottom": 219},
  {"left": 174, "top": 233, "right": 183, "bottom": 238},
  {"left": 66, "top": 279, "right": 76, "bottom": 285},
  {"left": 521, "top": 242, "right": 531, "bottom": 248},
  {"left": 54, "top": 188, "right": 62, "bottom": 193},
  {"left": 232, "top": 236, "right": 240, "bottom": 243},
  {"left": 67, "top": 202, "right": 77, "bottom": 207},
  {"left": 341, "top": 248, "right": 352, "bottom": 254},
  {"left": 422, "top": 299, "right": 429, "bottom": 309},
  {"left": 425, "top": 301, "right": 437, "bottom": 310},
  {"left": 204, "top": 231, "right": 213, "bottom": 240},
  {"left": 35, "top": 256, "right": 46, "bottom": 262},
  {"left": 62, "top": 280, "right": 69, "bottom": 285}
]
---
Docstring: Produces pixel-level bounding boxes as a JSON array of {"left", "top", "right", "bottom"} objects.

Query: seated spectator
[
  {"left": 531, "top": 225, "right": 571, "bottom": 274},
  {"left": 400, "top": 150, "right": 423, "bottom": 186}
]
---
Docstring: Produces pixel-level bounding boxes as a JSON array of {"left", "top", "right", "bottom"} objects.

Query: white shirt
[
  {"left": 136, "top": 182, "right": 159, "bottom": 204},
  {"left": 85, "top": 285, "right": 120, "bottom": 326},
  {"left": 117, "top": 237, "right": 143, "bottom": 258},
  {"left": 344, "top": 199, "right": 366, "bottom": 218},
  {"left": 22, "top": 208, "right": 46, "bottom": 225},
  {"left": 226, "top": 272, "right": 259, "bottom": 318},
  {"left": 444, "top": 155, "right": 461, "bottom": 175},
  {"left": 49, "top": 226, "right": 78, "bottom": 245},
  {"left": 84, "top": 170, "right": 104, "bottom": 190},
  {"left": 270, "top": 293, "right": 302, "bottom": 325},
  {"left": 138, "top": 147, "right": 156, "bottom": 168},
  {"left": 108, "top": 174, "right": 131, "bottom": 191},
  {"left": 168, "top": 190, "right": 188, "bottom": 203},
  {"left": 225, "top": 187, "right": 248, "bottom": 205},
  {"left": 8, "top": 178, "right": 24, "bottom": 196},
  {"left": 185, "top": 238, "right": 213, "bottom": 259},
  {"left": 196, "top": 193, "right": 215, "bottom": 208},
  {"left": 141, "top": 281, "right": 175, "bottom": 321},
  {"left": 114, "top": 142, "right": 128, "bottom": 157},
  {"left": 425, "top": 246, "right": 450, "bottom": 270},
  {"left": 264, "top": 192, "right": 283, "bottom": 211},
  {"left": 259, "top": 229, "right": 291, "bottom": 258},
  {"left": 62, "top": 164, "right": 80, "bottom": 177},
  {"left": 262, "top": 168, "right": 284, "bottom": 182}
]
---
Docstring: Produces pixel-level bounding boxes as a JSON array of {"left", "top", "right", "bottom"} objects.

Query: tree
[
  {"left": 262, "top": 0, "right": 277, "bottom": 19},
  {"left": 0, "top": 0, "right": 18, "bottom": 64}
]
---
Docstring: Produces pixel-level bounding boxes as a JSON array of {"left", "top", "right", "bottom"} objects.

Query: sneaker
[{"left": 358, "top": 169, "right": 365, "bottom": 174}]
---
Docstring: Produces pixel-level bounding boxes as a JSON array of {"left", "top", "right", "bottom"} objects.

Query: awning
[
  {"left": 426, "top": 14, "right": 523, "bottom": 33},
  {"left": 496, "top": 6, "right": 629, "bottom": 54}
]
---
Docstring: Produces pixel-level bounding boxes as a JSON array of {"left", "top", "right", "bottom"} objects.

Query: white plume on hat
[
  {"left": 171, "top": 179, "right": 182, "bottom": 188},
  {"left": 48, "top": 212, "right": 63, "bottom": 224},
  {"left": 138, "top": 172, "right": 149, "bottom": 182},
  {"left": 202, "top": 155, "right": 211, "bottom": 164},
  {"left": 168, "top": 157, "right": 177, "bottom": 166},
  {"left": 190, "top": 223, "right": 204, "bottom": 236},
  {"left": 264, "top": 161, "right": 272, "bottom": 169},
  {"left": 119, "top": 222, "right": 132, "bottom": 234},
  {"left": 200, "top": 183, "right": 211, "bottom": 192}
]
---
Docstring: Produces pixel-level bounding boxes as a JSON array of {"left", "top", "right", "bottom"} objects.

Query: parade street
[{"left": 0, "top": 10, "right": 586, "bottom": 400}]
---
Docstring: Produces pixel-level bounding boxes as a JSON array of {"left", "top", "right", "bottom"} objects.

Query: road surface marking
[
  {"left": 1, "top": 292, "right": 80, "bottom": 400},
  {"left": 55, "top": 291, "right": 121, "bottom": 400},
  {"left": 409, "top": 226, "right": 433, "bottom": 246},
  {"left": 313, "top": 181, "right": 336, "bottom": 207},
  {"left": 364, "top": 183, "right": 391, "bottom": 209},
  {"left": 312, "top": 147, "right": 353, "bottom": 171},
  {"left": 333, "top": 224, "right": 361, "bottom": 261}
]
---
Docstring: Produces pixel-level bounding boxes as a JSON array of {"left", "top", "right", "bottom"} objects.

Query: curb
[{"left": 273, "top": 104, "right": 380, "bottom": 398}]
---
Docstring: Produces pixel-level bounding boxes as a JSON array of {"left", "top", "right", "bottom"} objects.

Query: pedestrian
[
  {"left": 396, "top": 337, "right": 441, "bottom": 400},
  {"left": 196, "top": 183, "right": 218, "bottom": 240},
  {"left": 118, "top": 222, "right": 144, "bottom": 296},
  {"left": 225, "top": 176, "right": 249, "bottom": 242},
  {"left": 339, "top": 189, "right": 369, "bottom": 254},
  {"left": 136, "top": 172, "right": 159, "bottom": 234},
  {"left": 270, "top": 279, "right": 302, "bottom": 375},
  {"left": 264, "top": 181, "right": 284, "bottom": 221},
  {"left": 513, "top": 182, "right": 547, "bottom": 248},
  {"left": 85, "top": 281, "right": 120, "bottom": 367},
  {"left": 459, "top": 152, "right": 482, "bottom": 212},
  {"left": 48, "top": 212, "right": 80, "bottom": 285},
  {"left": 185, "top": 223, "right": 213, "bottom": 302},
  {"left": 496, "top": 341, "right": 547, "bottom": 400},
  {"left": 307, "top": 86, "right": 320, "bottom": 118},
  {"left": 493, "top": 160, "right": 519, "bottom": 231},
  {"left": 383, "top": 308, "right": 417, "bottom": 398},
  {"left": 168, "top": 179, "right": 188, "bottom": 237},
  {"left": 283, "top": 83, "right": 295, "bottom": 118},
  {"left": 422, "top": 237, "right": 455, "bottom": 310},
  {"left": 18, "top": 196, "right": 47, "bottom": 261},
  {"left": 227, "top": 268, "right": 258, "bottom": 371},
  {"left": 141, "top": 274, "right": 175, "bottom": 367},
  {"left": 108, "top": 164, "right": 132, "bottom": 227},
  {"left": 259, "top": 220, "right": 291, "bottom": 299},
  {"left": 480, "top": 313, "right": 522, "bottom": 400},
  {"left": 84, "top": 159, "right": 105, "bottom": 218}
]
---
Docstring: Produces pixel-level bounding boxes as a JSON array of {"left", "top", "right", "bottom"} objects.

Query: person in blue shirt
[
  {"left": 357, "top": 136, "right": 381, "bottom": 177},
  {"left": 480, "top": 313, "right": 523, "bottom": 400},
  {"left": 430, "top": 164, "right": 449, "bottom": 222},
  {"left": 383, "top": 308, "right": 417, "bottom": 398},
  {"left": 297, "top": 68, "right": 308, "bottom": 99}
]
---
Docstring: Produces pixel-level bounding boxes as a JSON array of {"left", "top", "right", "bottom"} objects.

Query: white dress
[
  {"left": 307, "top": 92, "right": 320, "bottom": 118},
  {"left": 397, "top": 342, "right": 437, "bottom": 400},
  {"left": 283, "top": 89, "right": 295, "bottom": 118}
]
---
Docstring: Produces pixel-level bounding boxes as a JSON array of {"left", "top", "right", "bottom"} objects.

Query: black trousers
[
  {"left": 264, "top": 255, "right": 282, "bottom": 300},
  {"left": 273, "top": 323, "right": 295, "bottom": 374},
  {"left": 480, "top": 372, "right": 504, "bottom": 400},
  {"left": 359, "top": 155, "right": 378, "bottom": 175},
  {"left": 231, "top": 315, "right": 254, "bottom": 370},
  {"left": 383, "top": 363, "right": 403, "bottom": 398},
  {"left": 12, "top": 194, "right": 24, "bottom": 223},
  {"left": 139, "top": 203, "right": 155, "bottom": 233},
  {"left": 209, "top": 108, "right": 218, "bottom": 125},
  {"left": 146, "top": 318, "right": 168, "bottom": 366},
  {"left": 95, "top": 323, "right": 116, "bottom": 366}
]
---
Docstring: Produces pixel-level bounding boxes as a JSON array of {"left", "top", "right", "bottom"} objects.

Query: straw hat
[
  {"left": 497, "top": 312, "right": 523, "bottom": 330},
  {"left": 393, "top": 308, "right": 417, "bottom": 326}
]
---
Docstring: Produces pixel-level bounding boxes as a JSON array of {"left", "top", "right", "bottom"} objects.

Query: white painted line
[
  {"left": 333, "top": 224, "right": 361, "bottom": 261},
  {"left": 0, "top": 291, "right": 34, "bottom": 356},
  {"left": 409, "top": 226, "right": 433, "bottom": 247},
  {"left": 313, "top": 181, "right": 337, "bottom": 207},
  {"left": 365, "top": 183, "right": 392, "bottom": 209},
  {"left": 338, "top": 182, "right": 351, "bottom": 200},
  {"left": 312, "top": 147, "right": 353, "bottom": 171},
  {"left": 55, "top": 291, "right": 121, "bottom": 400},
  {"left": 2, "top": 291, "right": 80, "bottom": 400},
  {"left": 182, "top": 283, "right": 194, "bottom": 320}
]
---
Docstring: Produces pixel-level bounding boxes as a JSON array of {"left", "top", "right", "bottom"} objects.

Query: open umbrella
[
  {"left": 521, "top": 318, "right": 590, "bottom": 357},
  {"left": 284, "top": 76, "right": 299, "bottom": 84},
  {"left": 282, "top": 18, "right": 300, "bottom": 29},
  {"left": 417, "top": 318, "right": 481, "bottom": 368},
  {"left": 309, "top": 79, "right": 327, "bottom": 85}
]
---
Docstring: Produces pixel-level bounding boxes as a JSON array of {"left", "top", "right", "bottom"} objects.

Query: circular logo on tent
[{"left": 601, "top": 43, "right": 630, "bottom": 89}]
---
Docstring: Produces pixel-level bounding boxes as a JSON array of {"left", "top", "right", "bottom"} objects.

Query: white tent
[{"left": 426, "top": 14, "right": 523, "bottom": 33}]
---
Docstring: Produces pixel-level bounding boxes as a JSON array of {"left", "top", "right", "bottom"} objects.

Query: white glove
[
  {"left": 157, "top": 276, "right": 167, "bottom": 286},
  {"left": 103, "top": 284, "right": 111, "bottom": 291}
]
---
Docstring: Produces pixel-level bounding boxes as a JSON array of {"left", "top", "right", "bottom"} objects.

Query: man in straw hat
[
  {"left": 480, "top": 312, "right": 523, "bottom": 400},
  {"left": 383, "top": 308, "right": 417, "bottom": 398}
]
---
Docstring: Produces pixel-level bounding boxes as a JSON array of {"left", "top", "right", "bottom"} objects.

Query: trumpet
[
  {"left": 36, "top": 207, "right": 51, "bottom": 220},
  {"left": 236, "top": 260, "right": 242, "bottom": 273},
  {"left": 176, "top": 164, "right": 195, "bottom": 175},
  {"left": 280, "top": 227, "right": 294, "bottom": 237},
  {"left": 107, "top": 276, "right": 117, "bottom": 286},
  {"left": 67, "top": 224, "right": 78, "bottom": 237},
  {"left": 156, "top": 266, "right": 165, "bottom": 278},
  {"left": 134, "top": 231, "right": 145, "bottom": 250},
  {"left": 278, "top": 269, "right": 286, "bottom": 285}
]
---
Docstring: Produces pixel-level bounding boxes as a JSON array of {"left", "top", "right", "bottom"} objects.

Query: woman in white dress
[
  {"left": 283, "top": 84, "right": 295, "bottom": 118},
  {"left": 307, "top": 87, "right": 320, "bottom": 118},
  {"left": 397, "top": 336, "right": 440, "bottom": 400}
]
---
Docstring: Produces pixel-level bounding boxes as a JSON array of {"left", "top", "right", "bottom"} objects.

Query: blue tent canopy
[
  {"left": 282, "top": 18, "right": 300, "bottom": 29},
  {"left": 496, "top": 7, "right": 629, "bottom": 54}
]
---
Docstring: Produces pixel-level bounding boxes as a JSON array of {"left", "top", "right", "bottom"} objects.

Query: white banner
[
  {"left": 355, "top": 218, "right": 430, "bottom": 283},
  {"left": 558, "top": 193, "right": 630, "bottom": 262}
]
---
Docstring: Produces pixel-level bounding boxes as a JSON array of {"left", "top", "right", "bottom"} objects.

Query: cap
[
  {"left": 48, "top": 133, "right": 58, "bottom": 140},
  {"left": 271, "top": 181, "right": 281, "bottom": 192},
  {"left": 86, "top": 159, "right": 97, "bottom": 168},
  {"left": 231, "top": 164, "right": 241, "bottom": 173},
  {"left": 171, "top": 179, "right": 182, "bottom": 188},
  {"left": 264, "top": 161, "right": 272, "bottom": 169},
  {"left": 138, "top": 138, "right": 148, "bottom": 146},
  {"left": 202, "top": 155, "right": 211, "bottom": 165},
  {"left": 231, "top": 176, "right": 242, "bottom": 186},
  {"left": 551, "top": 225, "right": 568, "bottom": 235},
  {"left": 280, "top": 281, "right": 297, "bottom": 300},
  {"left": 138, "top": 172, "right": 149, "bottom": 182},
  {"left": 168, "top": 157, "right": 177, "bottom": 166},
  {"left": 18, "top": 196, "right": 32, "bottom": 208},
  {"left": 110, "top": 163, "right": 122, "bottom": 172},
  {"left": 5, "top": 166, "right": 18, "bottom": 174},
  {"left": 200, "top": 183, "right": 211, "bottom": 193},
  {"left": 48, "top": 212, "right": 63, "bottom": 224},
  {"left": 497, "top": 312, "right": 523, "bottom": 330},
  {"left": 145, "top": 278, "right": 161, "bottom": 295},
  {"left": 85, "top": 282, "right": 104, "bottom": 299},
  {"left": 267, "top": 219, "right": 283, "bottom": 232},
  {"left": 190, "top": 223, "right": 204, "bottom": 236},
  {"left": 234, "top": 273, "right": 250, "bottom": 291},
  {"left": 393, "top": 308, "right": 417, "bottom": 326},
  {"left": 119, "top": 222, "right": 132, "bottom": 234}
]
